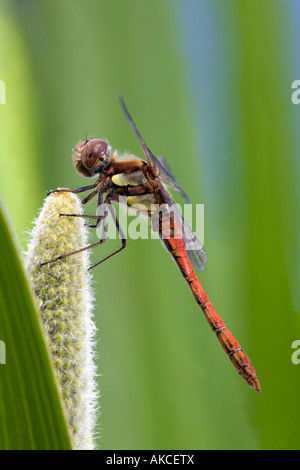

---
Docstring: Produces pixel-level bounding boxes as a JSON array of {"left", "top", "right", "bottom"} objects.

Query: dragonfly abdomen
[
  {"left": 160, "top": 217, "right": 260, "bottom": 392},
  {"left": 201, "top": 302, "right": 260, "bottom": 391}
]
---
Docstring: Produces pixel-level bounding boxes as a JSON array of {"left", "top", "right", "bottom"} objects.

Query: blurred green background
[{"left": 0, "top": 0, "right": 299, "bottom": 450}]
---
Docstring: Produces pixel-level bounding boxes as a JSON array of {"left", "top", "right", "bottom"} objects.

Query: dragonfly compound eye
[
  {"left": 73, "top": 138, "right": 109, "bottom": 177},
  {"left": 82, "top": 139, "right": 109, "bottom": 170}
]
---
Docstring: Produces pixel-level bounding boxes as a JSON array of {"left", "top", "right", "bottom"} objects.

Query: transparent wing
[
  {"left": 118, "top": 95, "right": 206, "bottom": 270},
  {"left": 182, "top": 219, "right": 208, "bottom": 272},
  {"left": 118, "top": 95, "right": 190, "bottom": 203},
  {"left": 160, "top": 187, "right": 207, "bottom": 272},
  {"left": 155, "top": 155, "right": 190, "bottom": 203},
  {"left": 118, "top": 95, "right": 155, "bottom": 166}
]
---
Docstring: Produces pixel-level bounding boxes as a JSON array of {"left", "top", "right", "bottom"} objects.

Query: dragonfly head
[{"left": 73, "top": 138, "right": 111, "bottom": 177}]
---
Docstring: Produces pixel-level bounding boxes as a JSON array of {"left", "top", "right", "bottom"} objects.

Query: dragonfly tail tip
[{"left": 249, "top": 377, "right": 261, "bottom": 392}]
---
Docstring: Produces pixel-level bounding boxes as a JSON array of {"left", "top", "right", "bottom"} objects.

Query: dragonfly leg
[
  {"left": 88, "top": 200, "right": 127, "bottom": 270},
  {"left": 81, "top": 189, "right": 98, "bottom": 205},
  {"left": 47, "top": 182, "right": 98, "bottom": 197},
  {"left": 84, "top": 191, "right": 106, "bottom": 228},
  {"left": 41, "top": 197, "right": 108, "bottom": 268},
  {"left": 40, "top": 192, "right": 126, "bottom": 269},
  {"left": 40, "top": 238, "right": 107, "bottom": 267},
  {"left": 59, "top": 212, "right": 108, "bottom": 228},
  {"left": 59, "top": 188, "right": 106, "bottom": 227}
]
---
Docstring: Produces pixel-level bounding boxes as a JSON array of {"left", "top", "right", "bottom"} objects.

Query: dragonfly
[{"left": 43, "top": 95, "right": 260, "bottom": 392}]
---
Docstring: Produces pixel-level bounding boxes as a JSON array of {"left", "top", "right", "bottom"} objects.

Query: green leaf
[{"left": 0, "top": 198, "right": 72, "bottom": 450}]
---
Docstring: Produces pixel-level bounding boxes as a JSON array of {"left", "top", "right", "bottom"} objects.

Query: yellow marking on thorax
[{"left": 112, "top": 171, "right": 147, "bottom": 187}]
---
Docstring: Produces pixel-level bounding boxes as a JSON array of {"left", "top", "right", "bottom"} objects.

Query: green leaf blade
[{"left": 0, "top": 201, "right": 72, "bottom": 450}]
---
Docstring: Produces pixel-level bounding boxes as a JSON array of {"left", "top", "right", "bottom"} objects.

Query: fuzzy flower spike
[{"left": 25, "top": 190, "right": 98, "bottom": 450}]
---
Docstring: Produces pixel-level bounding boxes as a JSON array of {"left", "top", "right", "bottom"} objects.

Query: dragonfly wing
[
  {"left": 156, "top": 154, "right": 190, "bottom": 203},
  {"left": 181, "top": 220, "right": 208, "bottom": 271},
  {"left": 159, "top": 187, "right": 207, "bottom": 272},
  {"left": 119, "top": 96, "right": 191, "bottom": 203},
  {"left": 118, "top": 95, "right": 155, "bottom": 166},
  {"left": 119, "top": 95, "right": 205, "bottom": 269}
]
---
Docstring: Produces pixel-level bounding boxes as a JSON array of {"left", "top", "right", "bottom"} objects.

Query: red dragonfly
[{"left": 43, "top": 96, "right": 260, "bottom": 392}]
